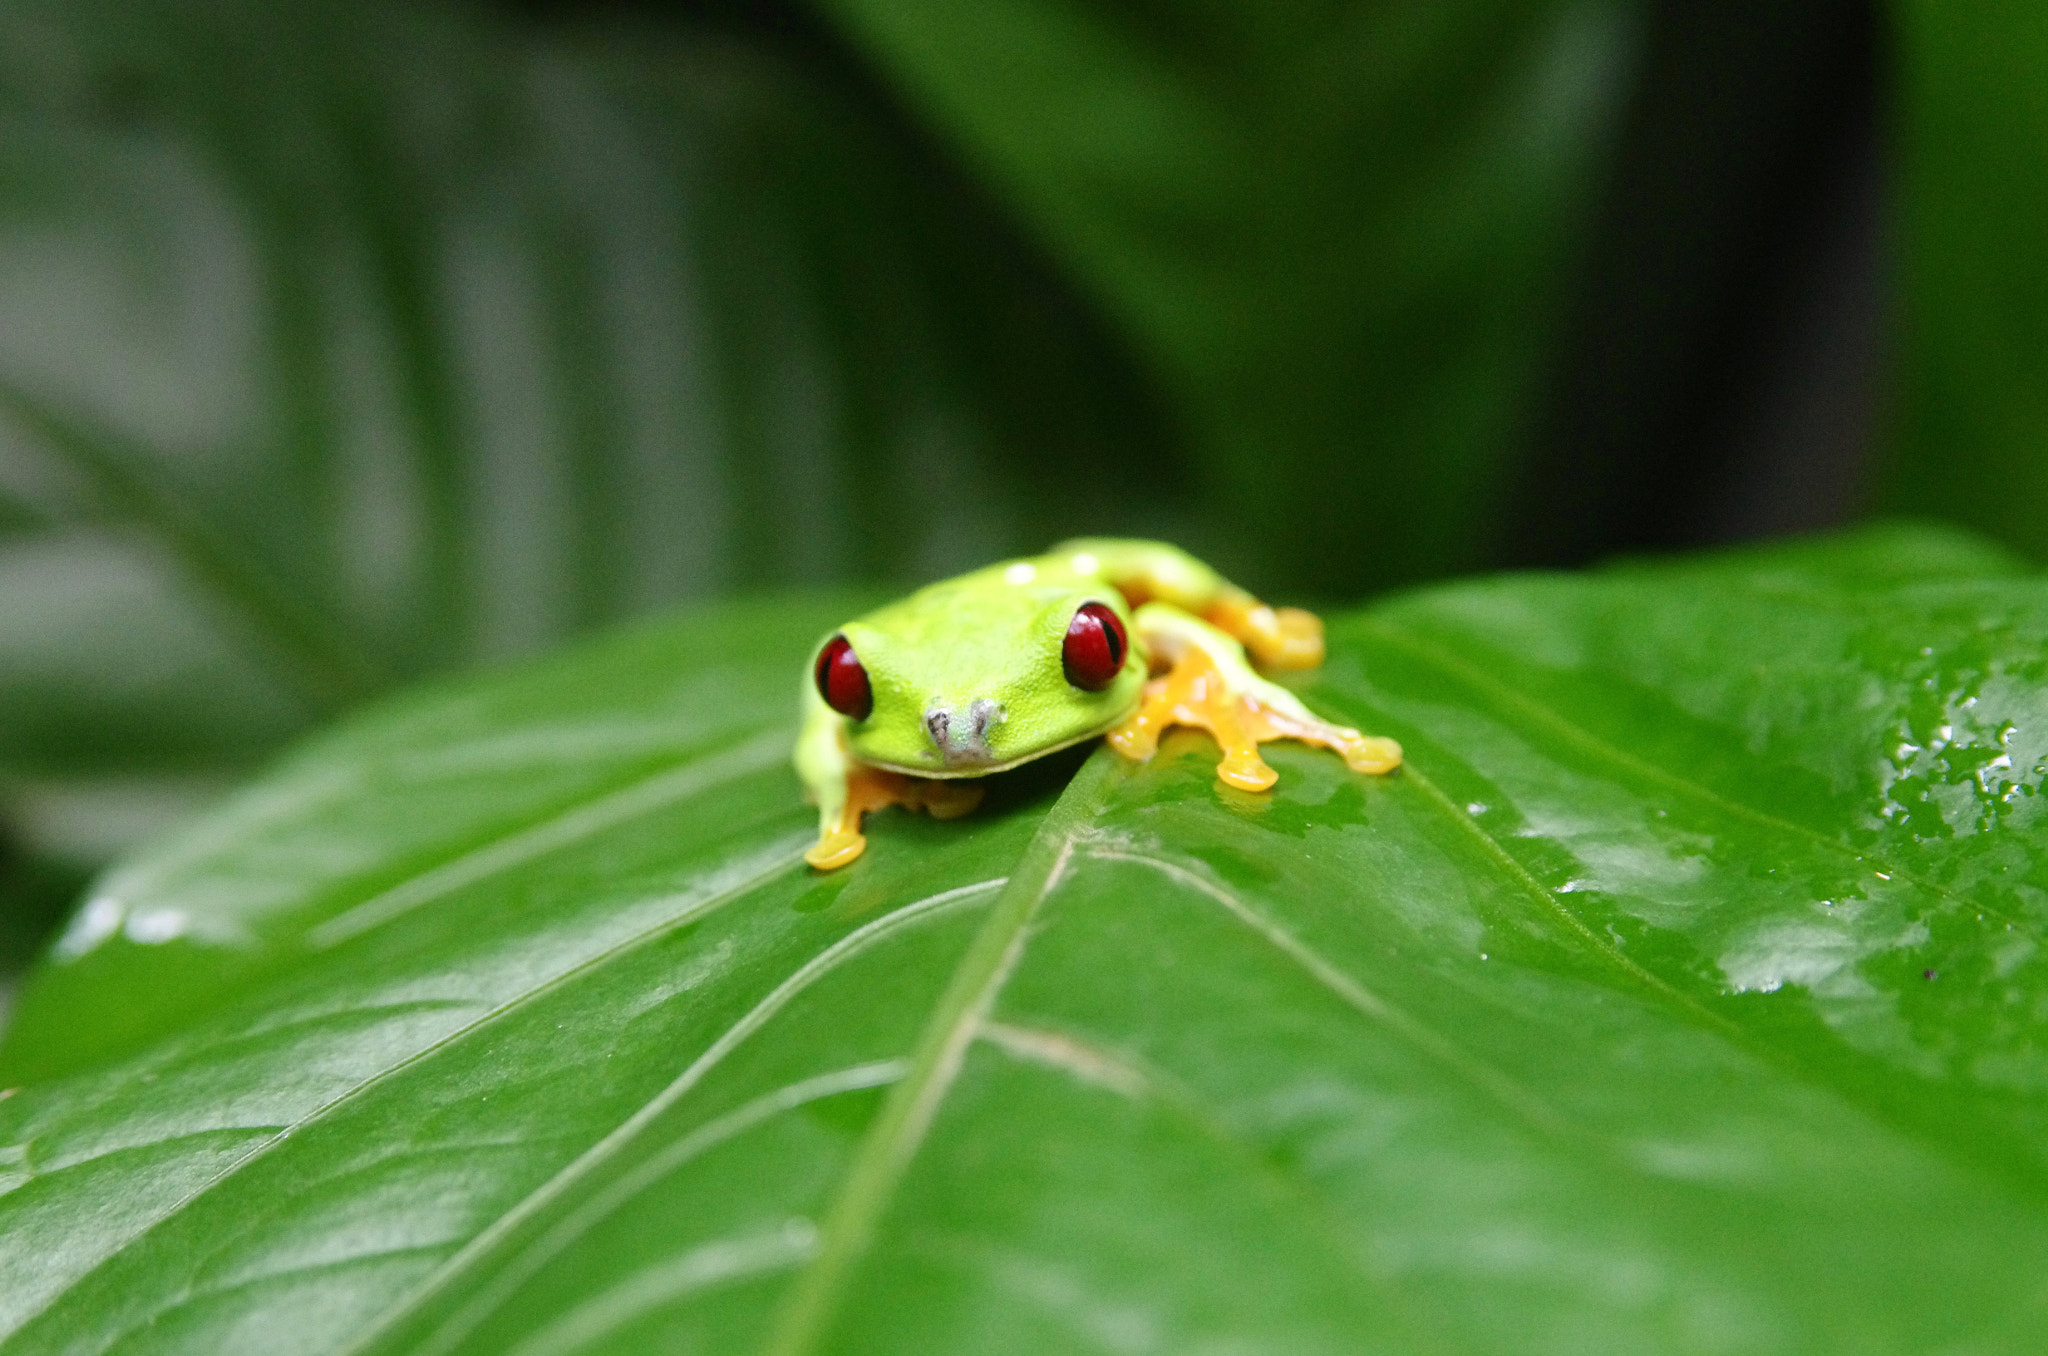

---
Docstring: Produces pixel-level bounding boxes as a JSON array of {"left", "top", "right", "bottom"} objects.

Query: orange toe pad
[
  {"left": 1107, "top": 649, "right": 1401, "bottom": 791},
  {"left": 806, "top": 768, "right": 987, "bottom": 870}
]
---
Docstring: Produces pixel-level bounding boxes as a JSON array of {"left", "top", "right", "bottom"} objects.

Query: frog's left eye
[
  {"left": 1063, "top": 602, "right": 1128, "bottom": 691},
  {"left": 815, "top": 634, "right": 873, "bottom": 720}
]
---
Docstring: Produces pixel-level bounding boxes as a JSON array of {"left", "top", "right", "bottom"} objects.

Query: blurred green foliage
[
  {"left": 0, "top": 0, "right": 2041, "bottom": 970},
  {"left": 1884, "top": 0, "right": 2048, "bottom": 548},
  {"left": 0, "top": 0, "right": 1173, "bottom": 944},
  {"left": 0, "top": 0, "right": 1650, "bottom": 947}
]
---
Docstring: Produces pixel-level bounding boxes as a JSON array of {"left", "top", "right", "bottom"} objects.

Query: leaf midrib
[
  {"left": 755, "top": 752, "right": 1126, "bottom": 1356},
  {"left": 354, "top": 878, "right": 1011, "bottom": 1356}
]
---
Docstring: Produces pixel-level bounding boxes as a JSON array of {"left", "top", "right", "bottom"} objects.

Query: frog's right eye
[
  {"left": 815, "top": 634, "right": 873, "bottom": 720},
  {"left": 1062, "top": 602, "right": 1128, "bottom": 691}
]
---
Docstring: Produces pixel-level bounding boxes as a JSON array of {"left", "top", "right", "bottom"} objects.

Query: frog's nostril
[
  {"left": 924, "top": 699, "right": 1004, "bottom": 762},
  {"left": 969, "top": 699, "right": 1003, "bottom": 745}
]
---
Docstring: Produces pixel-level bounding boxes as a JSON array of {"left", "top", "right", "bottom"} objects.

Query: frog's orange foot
[
  {"left": 1255, "top": 705, "right": 1403, "bottom": 775},
  {"left": 1107, "top": 649, "right": 1401, "bottom": 792},
  {"left": 1206, "top": 597, "right": 1325, "bottom": 671},
  {"left": 805, "top": 768, "right": 986, "bottom": 870},
  {"left": 805, "top": 828, "right": 868, "bottom": 872}
]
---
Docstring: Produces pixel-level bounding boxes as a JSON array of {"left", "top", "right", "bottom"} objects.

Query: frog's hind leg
[
  {"left": 1109, "top": 604, "right": 1400, "bottom": 791},
  {"left": 1202, "top": 594, "right": 1325, "bottom": 671},
  {"left": 1050, "top": 537, "right": 1325, "bottom": 670},
  {"left": 805, "top": 769, "right": 985, "bottom": 870}
]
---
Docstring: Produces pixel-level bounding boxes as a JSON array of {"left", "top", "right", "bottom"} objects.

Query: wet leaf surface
[{"left": 4, "top": 524, "right": 2048, "bottom": 1354}]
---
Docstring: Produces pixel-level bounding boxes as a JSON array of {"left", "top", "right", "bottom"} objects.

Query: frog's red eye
[
  {"left": 1063, "top": 602, "right": 1128, "bottom": 691},
  {"left": 815, "top": 634, "right": 872, "bottom": 720}
]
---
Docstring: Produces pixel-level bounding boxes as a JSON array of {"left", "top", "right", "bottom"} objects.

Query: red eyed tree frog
[{"left": 796, "top": 538, "right": 1402, "bottom": 869}]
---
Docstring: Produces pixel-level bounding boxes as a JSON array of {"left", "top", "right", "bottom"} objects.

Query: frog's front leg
[
  {"left": 806, "top": 768, "right": 984, "bottom": 869},
  {"left": 796, "top": 689, "right": 982, "bottom": 869},
  {"left": 1109, "top": 604, "right": 1401, "bottom": 791}
]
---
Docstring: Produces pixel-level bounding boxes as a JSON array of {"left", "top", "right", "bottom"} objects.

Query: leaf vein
[
  {"left": 1085, "top": 847, "right": 1577, "bottom": 1141},
  {"left": 1397, "top": 762, "right": 1737, "bottom": 1033},
  {"left": 1356, "top": 617, "right": 2034, "bottom": 935},
  {"left": 394, "top": 1062, "right": 903, "bottom": 1356},
  {"left": 309, "top": 730, "right": 790, "bottom": 946},
  {"left": 503, "top": 1226, "right": 816, "bottom": 1356},
  {"left": 348, "top": 878, "right": 1005, "bottom": 1356},
  {"left": 0, "top": 841, "right": 805, "bottom": 1346}
]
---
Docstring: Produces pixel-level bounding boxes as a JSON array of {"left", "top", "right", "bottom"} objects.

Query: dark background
[
  {"left": 559, "top": 0, "right": 1899, "bottom": 567},
  {"left": 1510, "top": 0, "right": 1886, "bottom": 561},
  {"left": 0, "top": 0, "right": 2034, "bottom": 986}
]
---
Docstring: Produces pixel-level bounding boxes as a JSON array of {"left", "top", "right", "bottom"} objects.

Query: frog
[{"left": 795, "top": 538, "right": 1402, "bottom": 869}]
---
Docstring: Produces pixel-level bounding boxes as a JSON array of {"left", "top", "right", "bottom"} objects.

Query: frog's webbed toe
[
  {"left": 1108, "top": 644, "right": 1401, "bottom": 792},
  {"left": 804, "top": 768, "right": 987, "bottom": 870},
  {"left": 806, "top": 767, "right": 901, "bottom": 869}
]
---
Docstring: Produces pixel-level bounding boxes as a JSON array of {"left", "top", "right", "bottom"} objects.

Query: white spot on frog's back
[
  {"left": 1068, "top": 551, "right": 1098, "bottom": 576},
  {"left": 1003, "top": 560, "right": 1037, "bottom": 586}
]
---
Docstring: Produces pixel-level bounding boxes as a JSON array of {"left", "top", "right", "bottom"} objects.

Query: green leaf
[{"left": 5, "top": 522, "right": 2048, "bottom": 1352}]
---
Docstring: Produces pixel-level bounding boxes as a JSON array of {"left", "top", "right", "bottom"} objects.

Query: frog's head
[{"left": 815, "top": 564, "right": 1146, "bottom": 777}]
